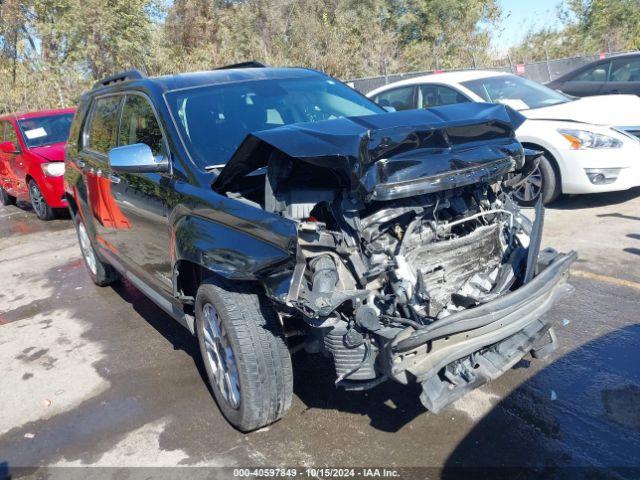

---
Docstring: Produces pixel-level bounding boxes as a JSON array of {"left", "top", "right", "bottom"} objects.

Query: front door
[
  {"left": 559, "top": 61, "right": 610, "bottom": 97},
  {"left": 110, "top": 93, "right": 173, "bottom": 294},
  {"left": 79, "top": 95, "right": 124, "bottom": 252},
  {"left": 603, "top": 57, "right": 640, "bottom": 95},
  {"left": 0, "top": 120, "right": 26, "bottom": 198}
]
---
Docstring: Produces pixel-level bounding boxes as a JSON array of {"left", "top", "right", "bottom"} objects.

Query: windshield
[
  {"left": 18, "top": 114, "right": 74, "bottom": 148},
  {"left": 461, "top": 75, "right": 570, "bottom": 110},
  {"left": 166, "top": 76, "right": 383, "bottom": 168}
]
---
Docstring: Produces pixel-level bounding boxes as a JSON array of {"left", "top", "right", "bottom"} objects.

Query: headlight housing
[
  {"left": 41, "top": 162, "right": 65, "bottom": 177},
  {"left": 558, "top": 129, "right": 623, "bottom": 149}
]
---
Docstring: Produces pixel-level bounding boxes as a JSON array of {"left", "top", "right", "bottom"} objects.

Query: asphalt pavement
[{"left": 1, "top": 189, "right": 639, "bottom": 479}]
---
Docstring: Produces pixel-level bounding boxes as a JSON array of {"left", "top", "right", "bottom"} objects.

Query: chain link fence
[{"left": 348, "top": 51, "right": 638, "bottom": 94}]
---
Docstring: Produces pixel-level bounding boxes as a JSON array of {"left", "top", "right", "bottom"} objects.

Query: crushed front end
[{"left": 214, "top": 104, "right": 576, "bottom": 412}]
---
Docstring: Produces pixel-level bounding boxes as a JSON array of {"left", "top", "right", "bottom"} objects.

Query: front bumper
[
  {"left": 385, "top": 250, "right": 577, "bottom": 412},
  {"left": 559, "top": 146, "right": 640, "bottom": 194},
  {"left": 36, "top": 174, "right": 67, "bottom": 208}
]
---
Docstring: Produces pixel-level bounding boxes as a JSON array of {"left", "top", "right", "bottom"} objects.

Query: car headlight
[
  {"left": 558, "top": 129, "right": 623, "bottom": 149},
  {"left": 41, "top": 162, "right": 65, "bottom": 177}
]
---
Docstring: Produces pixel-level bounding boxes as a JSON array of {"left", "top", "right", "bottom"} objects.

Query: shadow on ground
[
  {"left": 109, "top": 277, "right": 427, "bottom": 433},
  {"left": 442, "top": 325, "right": 640, "bottom": 480},
  {"left": 548, "top": 187, "right": 640, "bottom": 211}
]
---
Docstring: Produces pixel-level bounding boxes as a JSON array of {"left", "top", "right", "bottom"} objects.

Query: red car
[{"left": 0, "top": 108, "right": 76, "bottom": 220}]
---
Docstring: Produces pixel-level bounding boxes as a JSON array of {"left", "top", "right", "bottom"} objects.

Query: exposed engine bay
[{"left": 213, "top": 104, "right": 576, "bottom": 412}]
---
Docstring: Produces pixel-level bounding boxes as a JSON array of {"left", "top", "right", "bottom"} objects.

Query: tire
[
  {"left": 512, "top": 155, "right": 561, "bottom": 207},
  {"left": 195, "top": 281, "right": 293, "bottom": 431},
  {"left": 74, "top": 214, "right": 119, "bottom": 286},
  {"left": 0, "top": 187, "right": 16, "bottom": 206},
  {"left": 28, "top": 179, "right": 56, "bottom": 220}
]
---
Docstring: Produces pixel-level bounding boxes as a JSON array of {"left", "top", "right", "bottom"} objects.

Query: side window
[
  {"left": 610, "top": 59, "right": 640, "bottom": 82},
  {"left": 418, "top": 85, "right": 470, "bottom": 108},
  {"left": 3, "top": 121, "right": 20, "bottom": 149},
  {"left": 0, "top": 121, "right": 8, "bottom": 143},
  {"left": 119, "top": 94, "right": 165, "bottom": 157},
  {"left": 373, "top": 86, "right": 415, "bottom": 111},
  {"left": 571, "top": 62, "right": 611, "bottom": 82},
  {"left": 87, "top": 96, "right": 121, "bottom": 154}
]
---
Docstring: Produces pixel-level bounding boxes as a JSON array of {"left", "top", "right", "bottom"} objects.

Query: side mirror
[
  {"left": 0, "top": 141, "right": 19, "bottom": 153},
  {"left": 108, "top": 143, "right": 168, "bottom": 174}
]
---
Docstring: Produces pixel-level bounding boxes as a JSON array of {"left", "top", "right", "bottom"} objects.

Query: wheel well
[
  {"left": 174, "top": 260, "right": 227, "bottom": 313},
  {"left": 65, "top": 192, "right": 78, "bottom": 219},
  {"left": 521, "top": 142, "right": 562, "bottom": 188},
  {"left": 175, "top": 260, "right": 202, "bottom": 302}
]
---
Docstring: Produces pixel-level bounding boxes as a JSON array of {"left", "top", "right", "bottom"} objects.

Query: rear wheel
[
  {"left": 0, "top": 187, "right": 16, "bottom": 206},
  {"left": 195, "top": 281, "right": 293, "bottom": 431},
  {"left": 512, "top": 155, "right": 561, "bottom": 206},
  {"left": 74, "top": 215, "right": 119, "bottom": 286},
  {"left": 28, "top": 179, "right": 56, "bottom": 220}
]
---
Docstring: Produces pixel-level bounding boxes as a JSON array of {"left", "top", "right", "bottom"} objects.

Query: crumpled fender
[{"left": 171, "top": 193, "right": 298, "bottom": 281}]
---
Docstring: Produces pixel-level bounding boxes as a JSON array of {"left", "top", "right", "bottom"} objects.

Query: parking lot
[{"left": 1, "top": 189, "right": 639, "bottom": 477}]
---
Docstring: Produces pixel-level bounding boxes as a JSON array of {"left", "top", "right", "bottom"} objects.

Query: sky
[{"left": 493, "top": 0, "right": 564, "bottom": 53}]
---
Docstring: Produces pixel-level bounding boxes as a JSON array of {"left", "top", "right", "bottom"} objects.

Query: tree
[
  {"left": 0, "top": 0, "right": 159, "bottom": 112},
  {"left": 509, "top": 0, "right": 640, "bottom": 62},
  {"left": 0, "top": 0, "right": 506, "bottom": 112}
]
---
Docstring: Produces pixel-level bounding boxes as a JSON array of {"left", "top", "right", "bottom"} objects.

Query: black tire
[
  {"left": 28, "top": 179, "right": 56, "bottom": 220},
  {"left": 0, "top": 187, "right": 16, "bottom": 206},
  {"left": 54, "top": 208, "right": 71, "bottom": 219},
  {"left": 195, "top": 281, "right": 293, "bottom": 432},
  {"left": 513, "top": 155, "right": 561, "bottom": 207},
  {"left": 73, "top": 214, "right": 119, "bottom": 286}
]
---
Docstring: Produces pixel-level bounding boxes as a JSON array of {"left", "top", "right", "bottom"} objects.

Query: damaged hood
[
  {"left": 31, "top": 142, "right": 66, "bottom": 162},
  {"left": 213, "top": 103, "right": 526, "bottom": 201}
]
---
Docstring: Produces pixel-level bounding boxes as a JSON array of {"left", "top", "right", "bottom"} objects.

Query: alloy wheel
[
  {"left": 30, "top": 182, "right": 47, "bottom": 218},
  {"left": 513, "top": 165, "right": 543, "bottom": 203},
  {"left": 77, "top": 221, "right": 97, "bottom": 276},
  {"left": 202, "top": 302, "right": 241, "bottom": 409}
]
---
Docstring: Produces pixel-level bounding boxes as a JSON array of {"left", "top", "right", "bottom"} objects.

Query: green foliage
[
  {"left": 0, "top": 0, "right": 501, "bottom": 112},
  {"left": 0, "top": 0, "right": 158, "bottom": 112},
  {"left": 2, "top": 0, "right": 638, "bottom": 114}
]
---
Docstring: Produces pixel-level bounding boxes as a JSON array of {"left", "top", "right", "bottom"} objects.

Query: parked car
[
  {"left": 65, "top": 65, "right": 574, "bottom": 431},
  {"left": 547, "top": 52, "right": 640, "bottom": 98},
  {"left": 368, "top": 71, "right": 640, "bottom": 205},
  {"left": 0, "top": 108, "right": 76, "bottom": 219}
]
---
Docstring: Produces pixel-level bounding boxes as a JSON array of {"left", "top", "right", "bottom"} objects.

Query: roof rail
[
  {"left": 93, "top": 69, "right": 146, "bottom": 89},
  {"left": 216, "top": 61, "right": 268, "bottom": 70}
]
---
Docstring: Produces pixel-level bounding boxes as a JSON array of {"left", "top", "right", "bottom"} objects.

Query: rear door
[
  {"left": 417, "top": 84, "right": 471, "bottom": 108},
  {"left": 109, "top": 92, "right": 173, "bottom": 294},
  {"left": 603, "top": 57, "right": 640, "bottom": 96},
  {"left": 79, "top": 94, "right": 124, "bottom": 251},
  {"left": 371, "top": 85, "right": 417, "bottom": 111},
  {"left": 556, "top": 61, "right": 611, "bottom": 97}
]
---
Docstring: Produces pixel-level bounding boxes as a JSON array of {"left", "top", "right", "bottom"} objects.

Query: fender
[{"left": 170, "top": 188, "right": 297, "bottom": 281}]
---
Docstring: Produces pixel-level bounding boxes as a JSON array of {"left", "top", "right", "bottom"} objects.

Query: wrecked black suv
[{"left": 65, "top": 64, "right": 576, "bottom": 431}]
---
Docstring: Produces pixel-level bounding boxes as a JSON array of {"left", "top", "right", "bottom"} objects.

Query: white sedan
[{"left": 367, "top": 71, "right": 640, "bottom": 205}]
